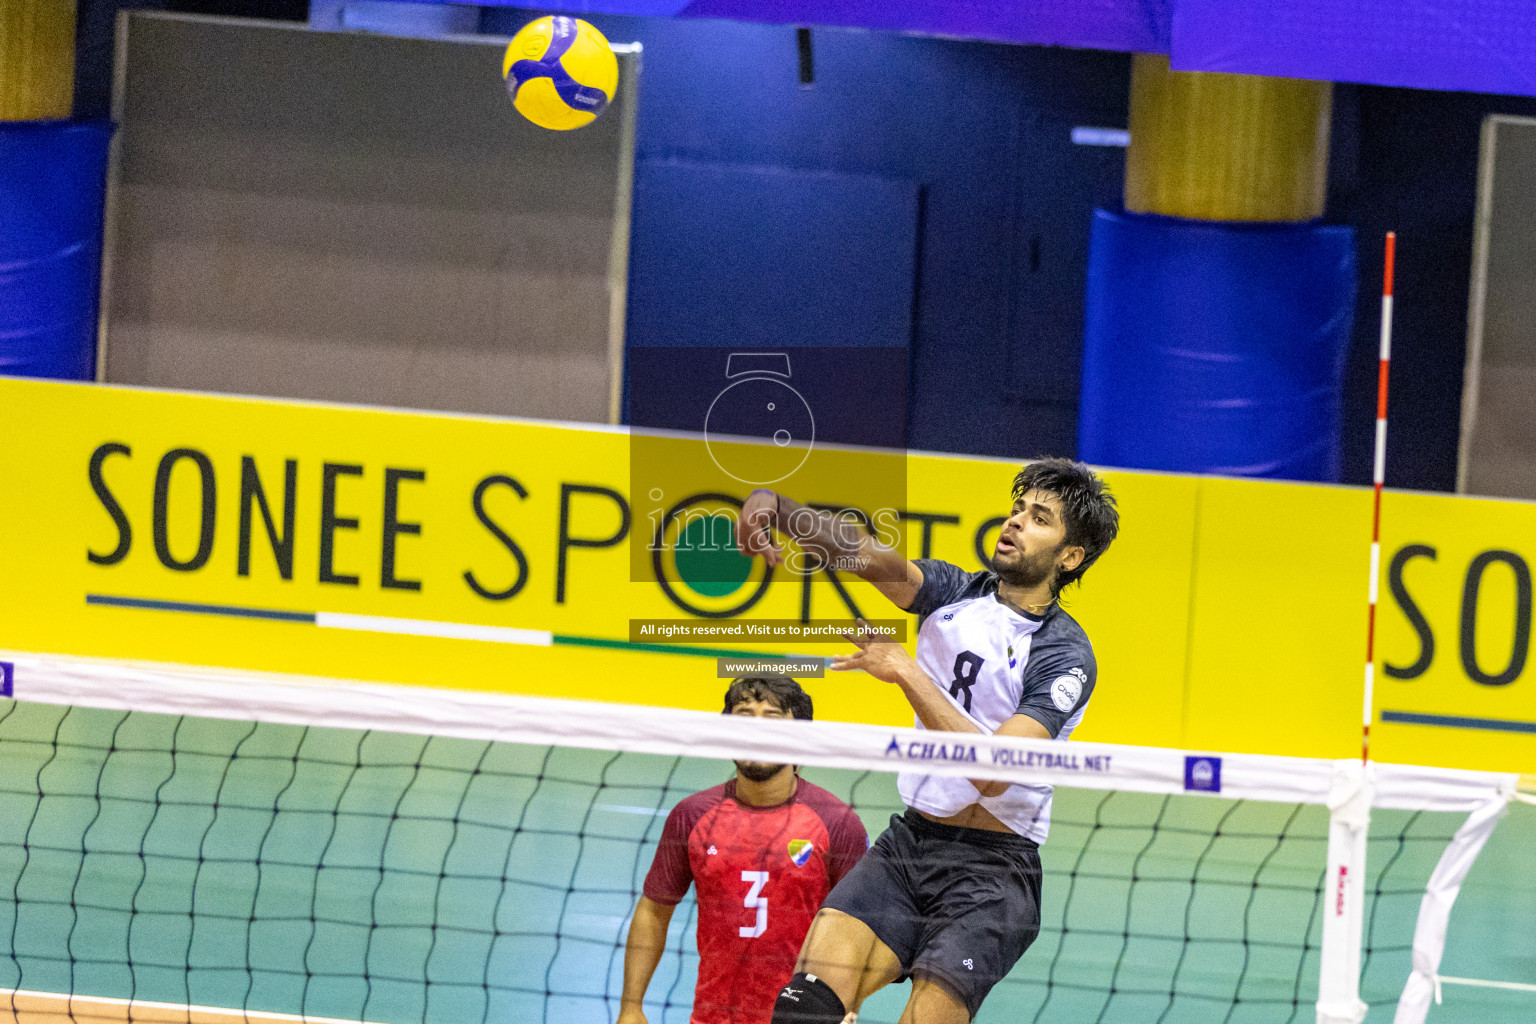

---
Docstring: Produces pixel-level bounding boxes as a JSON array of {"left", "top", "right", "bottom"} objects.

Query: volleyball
[{"left": 502, "top": 15, "right": 618, "bottom": 131}]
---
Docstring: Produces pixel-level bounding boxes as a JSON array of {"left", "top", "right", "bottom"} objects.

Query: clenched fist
[{"left": 735, "top": 489, "right": 785, "bottom": 567}]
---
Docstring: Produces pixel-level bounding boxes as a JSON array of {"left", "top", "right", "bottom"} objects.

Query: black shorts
[{"left": 821, "top": 809, "right": 1042, "bottom": 1019}]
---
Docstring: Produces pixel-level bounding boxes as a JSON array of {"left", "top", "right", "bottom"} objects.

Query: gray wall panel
[
  {"left": 103, "top": 12, "right": 633, "bottom": 423},
  {"left": 1462, "top": 115, "right": 1536, "bottom": 500}
]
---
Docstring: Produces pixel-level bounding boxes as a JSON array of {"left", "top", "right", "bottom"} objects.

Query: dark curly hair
[
  {"left": 722, "top": 676, "right": 814, "bottom": 720},
  {"left": 1012, "top": 457, "right": 1120, "bottom": 593}
]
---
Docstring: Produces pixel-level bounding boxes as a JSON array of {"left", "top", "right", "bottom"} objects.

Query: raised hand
[
  {"left": 831, "top": 619, "right": 920, "bottom": 685},
  {"left": 736, "top": 489, "right": 784, "bottom": 567}
]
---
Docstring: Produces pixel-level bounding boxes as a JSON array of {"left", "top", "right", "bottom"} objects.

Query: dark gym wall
[
  {"left": 1330, "top": 84, "right": 1536, "bottom": 492},
  {"left": 72, "top": 2, "right": 1536, "bottom": 490},
  {"left": 482, "top": 8, "right": 1132, "bottom": 462}
]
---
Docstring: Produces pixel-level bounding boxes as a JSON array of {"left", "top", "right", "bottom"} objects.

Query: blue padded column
[
  {"left": 1078, "top": 210, "right": 1356, "bottom": 481},
  {"left": 0, "top": 119, "right": 114, "bottom": 380}
]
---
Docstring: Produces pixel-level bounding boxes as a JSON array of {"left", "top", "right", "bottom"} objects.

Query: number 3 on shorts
[{"left": 739, "top": 871, "right": 769, "bottom": 938}]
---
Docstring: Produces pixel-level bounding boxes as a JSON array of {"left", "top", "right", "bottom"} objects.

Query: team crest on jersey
[
  {"left": 1051, "top": 669, "right": 1086, "bottom": 712},
  {"left": 788, "top": 839, "right": 814, "bottom": 866}
]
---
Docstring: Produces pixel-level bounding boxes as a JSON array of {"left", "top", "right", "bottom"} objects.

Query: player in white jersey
[{"left": 736, "top": 458, "right": 1119, "bottom": 1024}]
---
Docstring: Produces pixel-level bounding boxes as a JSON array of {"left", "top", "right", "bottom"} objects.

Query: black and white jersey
[{"left": 897, "top": 558, "right": 1097, "bottom": 842}]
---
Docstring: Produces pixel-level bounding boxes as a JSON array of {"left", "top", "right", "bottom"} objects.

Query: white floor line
[
  {"left": 315, "top": 611, "right": 552, "bottom": 646},
  {"left": 0, "top": 987, "right": 387, "bottom": 1024},
  {"left": 1437, "top": 974, "right": 1536, "bottom": 993}
]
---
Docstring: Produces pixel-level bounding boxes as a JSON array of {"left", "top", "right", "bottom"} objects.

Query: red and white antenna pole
[{"left": 1363, "top": 232, "right": 1395, "bottom": 764}]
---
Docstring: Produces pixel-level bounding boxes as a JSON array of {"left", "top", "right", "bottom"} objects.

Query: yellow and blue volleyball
[{"left": 502, "top": 16, "right": 618, "bottom": 131}]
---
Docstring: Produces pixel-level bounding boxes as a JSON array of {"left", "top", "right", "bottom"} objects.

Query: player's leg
[
  {"left": 773, "top": 909, "right": 900, "bottom": 1023},
  {"left": 901, "top": 814, "right": 1044, "bottom": 1022},
  {"left": 794, "top": 908, "right": 903, "bottom": 1007},
  {"left": 773, "top": 909, "right": 902, "bottom": 1023},
  {"left": 772, "top": 815, "right": 922, "bottom": 1023},
  {"left": 897, "top": 974, "right": 971, "bottom": 1024}
]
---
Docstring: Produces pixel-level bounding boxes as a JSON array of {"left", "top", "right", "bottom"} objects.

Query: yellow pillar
[
  {"left": 1126, "top": 54, "right": 1331, "bottom": 223},
  {"left": 0, "top": 0, "right": 75, "bottom": 121}
]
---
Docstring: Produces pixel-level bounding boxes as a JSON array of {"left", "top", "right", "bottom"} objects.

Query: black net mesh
[{"left": 0, "top": 700, "right": 1466, "bottom": 1024}]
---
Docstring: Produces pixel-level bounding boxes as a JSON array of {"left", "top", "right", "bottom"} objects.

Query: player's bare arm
[
  {"left": 618, "top": 896, "right": 674, "bottom": 1024},
  {"left": 736, "top": 489, "right": 924, "bottom": 608},
  {"left": 831, "top": 620, "right": 1049, "bottom": 797}
]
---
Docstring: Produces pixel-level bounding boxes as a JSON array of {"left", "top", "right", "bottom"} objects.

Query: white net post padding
[
  {"left": 1391, "top": 781, "right": 1516, "bottom": 1024},
  {"left": 1316, "top": 761, "right": 1373, "bottom": 1024}
]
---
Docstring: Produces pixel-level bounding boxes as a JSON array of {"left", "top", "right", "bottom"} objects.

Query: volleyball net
[{"left": 0, "top": 652, "right": 1528, "bottom": 1024}]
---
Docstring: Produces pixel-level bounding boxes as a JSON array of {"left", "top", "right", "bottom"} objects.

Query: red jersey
[{"left": 643, "top": 778, "right": 868, "bottom": 1024}]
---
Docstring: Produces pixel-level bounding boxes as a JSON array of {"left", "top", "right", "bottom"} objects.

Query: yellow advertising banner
[{"left": 1, "top": 377, "right": 1533, "bottom": 772}]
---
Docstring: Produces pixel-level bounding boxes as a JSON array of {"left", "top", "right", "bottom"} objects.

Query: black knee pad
[{"left": 772, "top": 972, "right": 846, "bottom": 1024}]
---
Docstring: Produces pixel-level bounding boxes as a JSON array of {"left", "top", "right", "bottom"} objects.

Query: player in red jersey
[{"left": 617, "top": 676, "right": 869, "bottom": 1024}]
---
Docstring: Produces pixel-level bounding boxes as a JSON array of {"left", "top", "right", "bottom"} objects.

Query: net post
[
  {"left": 1316, "top": 759, "right": 1373, "bottom": 1024},
  {"left": 1392, "top": 784, "right": 1514, "bottom": 1024}
]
